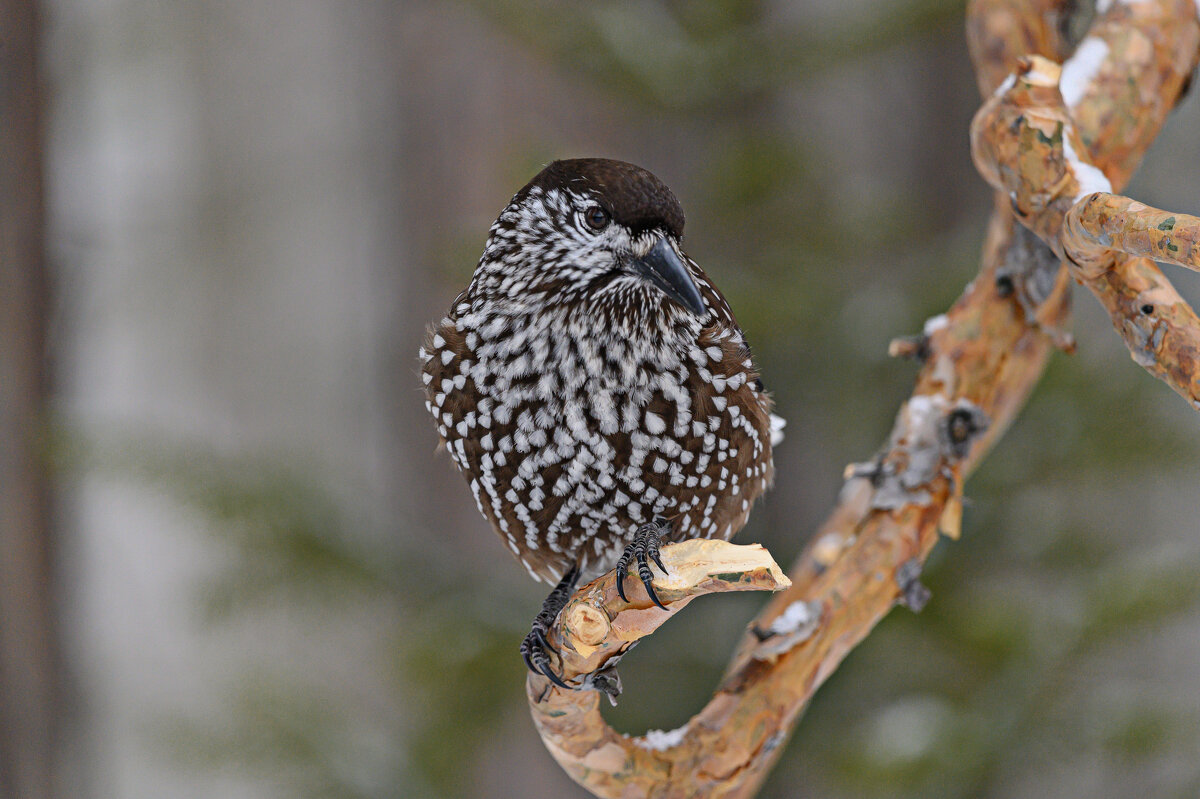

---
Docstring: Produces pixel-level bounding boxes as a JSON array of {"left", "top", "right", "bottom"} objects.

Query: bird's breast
[{"left": 422, "top": 304, "right": 775, "bottom": 583}]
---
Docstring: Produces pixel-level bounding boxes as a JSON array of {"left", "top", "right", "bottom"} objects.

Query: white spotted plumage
[{"left": 422, "top": 159, "right": 780, "bottom": 583}]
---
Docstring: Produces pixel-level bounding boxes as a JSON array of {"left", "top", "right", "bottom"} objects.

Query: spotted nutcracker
[{"left": 420, "top": 158, "right": 783, "bottom": 686}]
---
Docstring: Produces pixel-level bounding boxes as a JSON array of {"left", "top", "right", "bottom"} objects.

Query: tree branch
[
  {"left": 971, "top": 0, "right": 1200, "bottom": 406},
  {"left": 528, "top": 539, "right": 791, "bottom": 703},
  {"left": 525, "top": 1, "right": 1200, "bottom": 796}
]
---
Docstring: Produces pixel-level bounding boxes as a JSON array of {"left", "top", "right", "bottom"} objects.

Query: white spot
[
  {"left": 991, "top": 72, "right": 1017, "bottom": 98},
  {"left": 422, "top": 372, "right": 433, "bottom": 384},
  {"left": 644, "top": 411, "right": 666, "bottom": 435},
  {"left": 432, "top": 333, "right": 446, "bottom": 348},
  {"left": 769, "top": 414, "right": 787, "bottom": 446},
  {"left": 1025, "top": 60, "right": 1059, "bottom": 85},
  {"left": 711, "top": 396, "right": 727, "bottom": 412},
  {"left": 1063, "top": 133, "right": 1112, "bottom": 202},
  {"left": 441, "top": 350, "right": 454, "bottom": 365},
  {"left": 768, "top": 600, "right": 821, "bottom": 636},
  {"left": 906, "top": 394, "right": 942, "bottom": 430},
  {"left": 922, "top": 314, "right": 949, "bottom": 336},
  {"left": 706, "top": 346, "right": 723, "bottom": 362},
  {"left": 1060, "top": 37, "right": 1109, "bottom": 109},
  {"left": 637, "top": 726, "right": 688, "bottom": 751}
]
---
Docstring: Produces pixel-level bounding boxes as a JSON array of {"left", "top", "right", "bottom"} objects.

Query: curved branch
[
  {"left": 526, "top": 1, "right": 1200, "bottom": 796},
  {"left": 529, "top": 539, "right": 791, "bottom": 698},
  {"left": 971, "top": 31, "right": 1200, "bottom": 405},
  {"left": 1064, "top": 193, "right": 1200, "bottom": 275}
]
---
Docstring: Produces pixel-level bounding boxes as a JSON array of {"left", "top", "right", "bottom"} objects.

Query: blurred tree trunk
[{"left": 0, "top": 1, "right": 61, "bottom": 797}]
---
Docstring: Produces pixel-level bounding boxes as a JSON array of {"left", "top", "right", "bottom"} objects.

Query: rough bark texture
[
  {"left": 971, "top": 0, "right": 1200, "bottom": 407},
  {"left": 526, "top": 1, "right": 1200, "bottom": 796},
  {"left": 1064, "top": 193, "right": 1200, "bottom": 275},
  {"left": 0, "top": 1, "right": 61, "bottom": 797}
]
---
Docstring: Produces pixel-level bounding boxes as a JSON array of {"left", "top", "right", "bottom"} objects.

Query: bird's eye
[{"left": 584, "top": 205, "right": 610, "bottom": 231}]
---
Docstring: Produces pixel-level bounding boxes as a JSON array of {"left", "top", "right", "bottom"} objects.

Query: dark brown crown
[{"left": 522, "top": 158, "right": 685, "bottom": 239}]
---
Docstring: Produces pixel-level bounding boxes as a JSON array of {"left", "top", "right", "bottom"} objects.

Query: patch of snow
[
  {"left": 1063, "top": 134, "right": 1112, "bottom": 202},
  {"left": 768, "top": 600, "right": 820, "bottom": 636},
  {"left": 638, "top": 726, "right": 688, "bottom": 751},
  {"left": 906, "top": 394, "right": 944, "bottom": 432},
  {"left": 992, "top": 72, "right": 1017, "bottom": 98},
  {"left": 1060, "top": 37, "right": 1109, "bottom": 108},
  {"left": 922, "top": 314, "right": 949, "bottom": 336}
]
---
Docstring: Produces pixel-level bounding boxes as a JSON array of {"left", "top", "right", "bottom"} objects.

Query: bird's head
[{"left": 470, "top": 158, "right": 709, "bottom": 325}]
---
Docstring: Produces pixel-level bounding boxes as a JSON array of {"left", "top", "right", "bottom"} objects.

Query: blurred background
[{"left": 4, "top": 0, "right": 1200, "bottom": 797}]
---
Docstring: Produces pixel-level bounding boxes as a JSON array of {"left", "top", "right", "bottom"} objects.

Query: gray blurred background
[{"left": 4, "top": 0, "right": 1200, "bottom": 797}]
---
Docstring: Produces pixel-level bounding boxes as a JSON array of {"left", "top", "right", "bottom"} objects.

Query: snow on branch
[
  {"left": 971, "top": 19, "right": 1200, "bottom": 406},
  {"left": 526, "top": 1, "right": 1200, "bottom": 796}
]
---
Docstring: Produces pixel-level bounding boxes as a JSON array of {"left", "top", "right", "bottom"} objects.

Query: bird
[{"left": 420, "top": 158, "right": 782, "bottom": 687}]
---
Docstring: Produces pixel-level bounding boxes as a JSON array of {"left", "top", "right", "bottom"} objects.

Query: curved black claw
[
  {"left": 615, "top": 519, "right": 670, "bottom": 610},
  {"left": 520, "top": 565, "right": 580, "bottom": 689},
  {"left": 521, "top": 633, "right": 571, "bottom": 689}
]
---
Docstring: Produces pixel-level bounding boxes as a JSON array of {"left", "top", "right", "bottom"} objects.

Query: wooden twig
[
  {"left": 1064, "top": 193, "right": 1200, "bottom": 276},
  {"left": 530, "top": 539, "right": 791, "bottom": 697},
  {"left": 526, "top": 1, "right": 1200, "bottom": 796}
]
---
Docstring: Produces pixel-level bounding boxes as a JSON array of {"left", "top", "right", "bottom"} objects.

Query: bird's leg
[
  {"left": 615, "top": 517, "right": 670, "bottom": 610},
  {"left": 520, "top": 565, "right": 580, "bottom": 689}
]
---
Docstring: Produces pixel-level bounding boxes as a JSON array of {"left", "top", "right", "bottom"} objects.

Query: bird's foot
[
  {"left": 615, "top": 518, "right": 670, "bottom": 610},
  {"left": 520, "top": 565, "right": 580, "bottom": 689},
  {"left": 580, "top": 659, "right": 625, "bottom": 706}
]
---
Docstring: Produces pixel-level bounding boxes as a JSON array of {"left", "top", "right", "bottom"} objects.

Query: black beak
[{"left": 630, "top": 237, "right": 706, "bottom": 316}]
